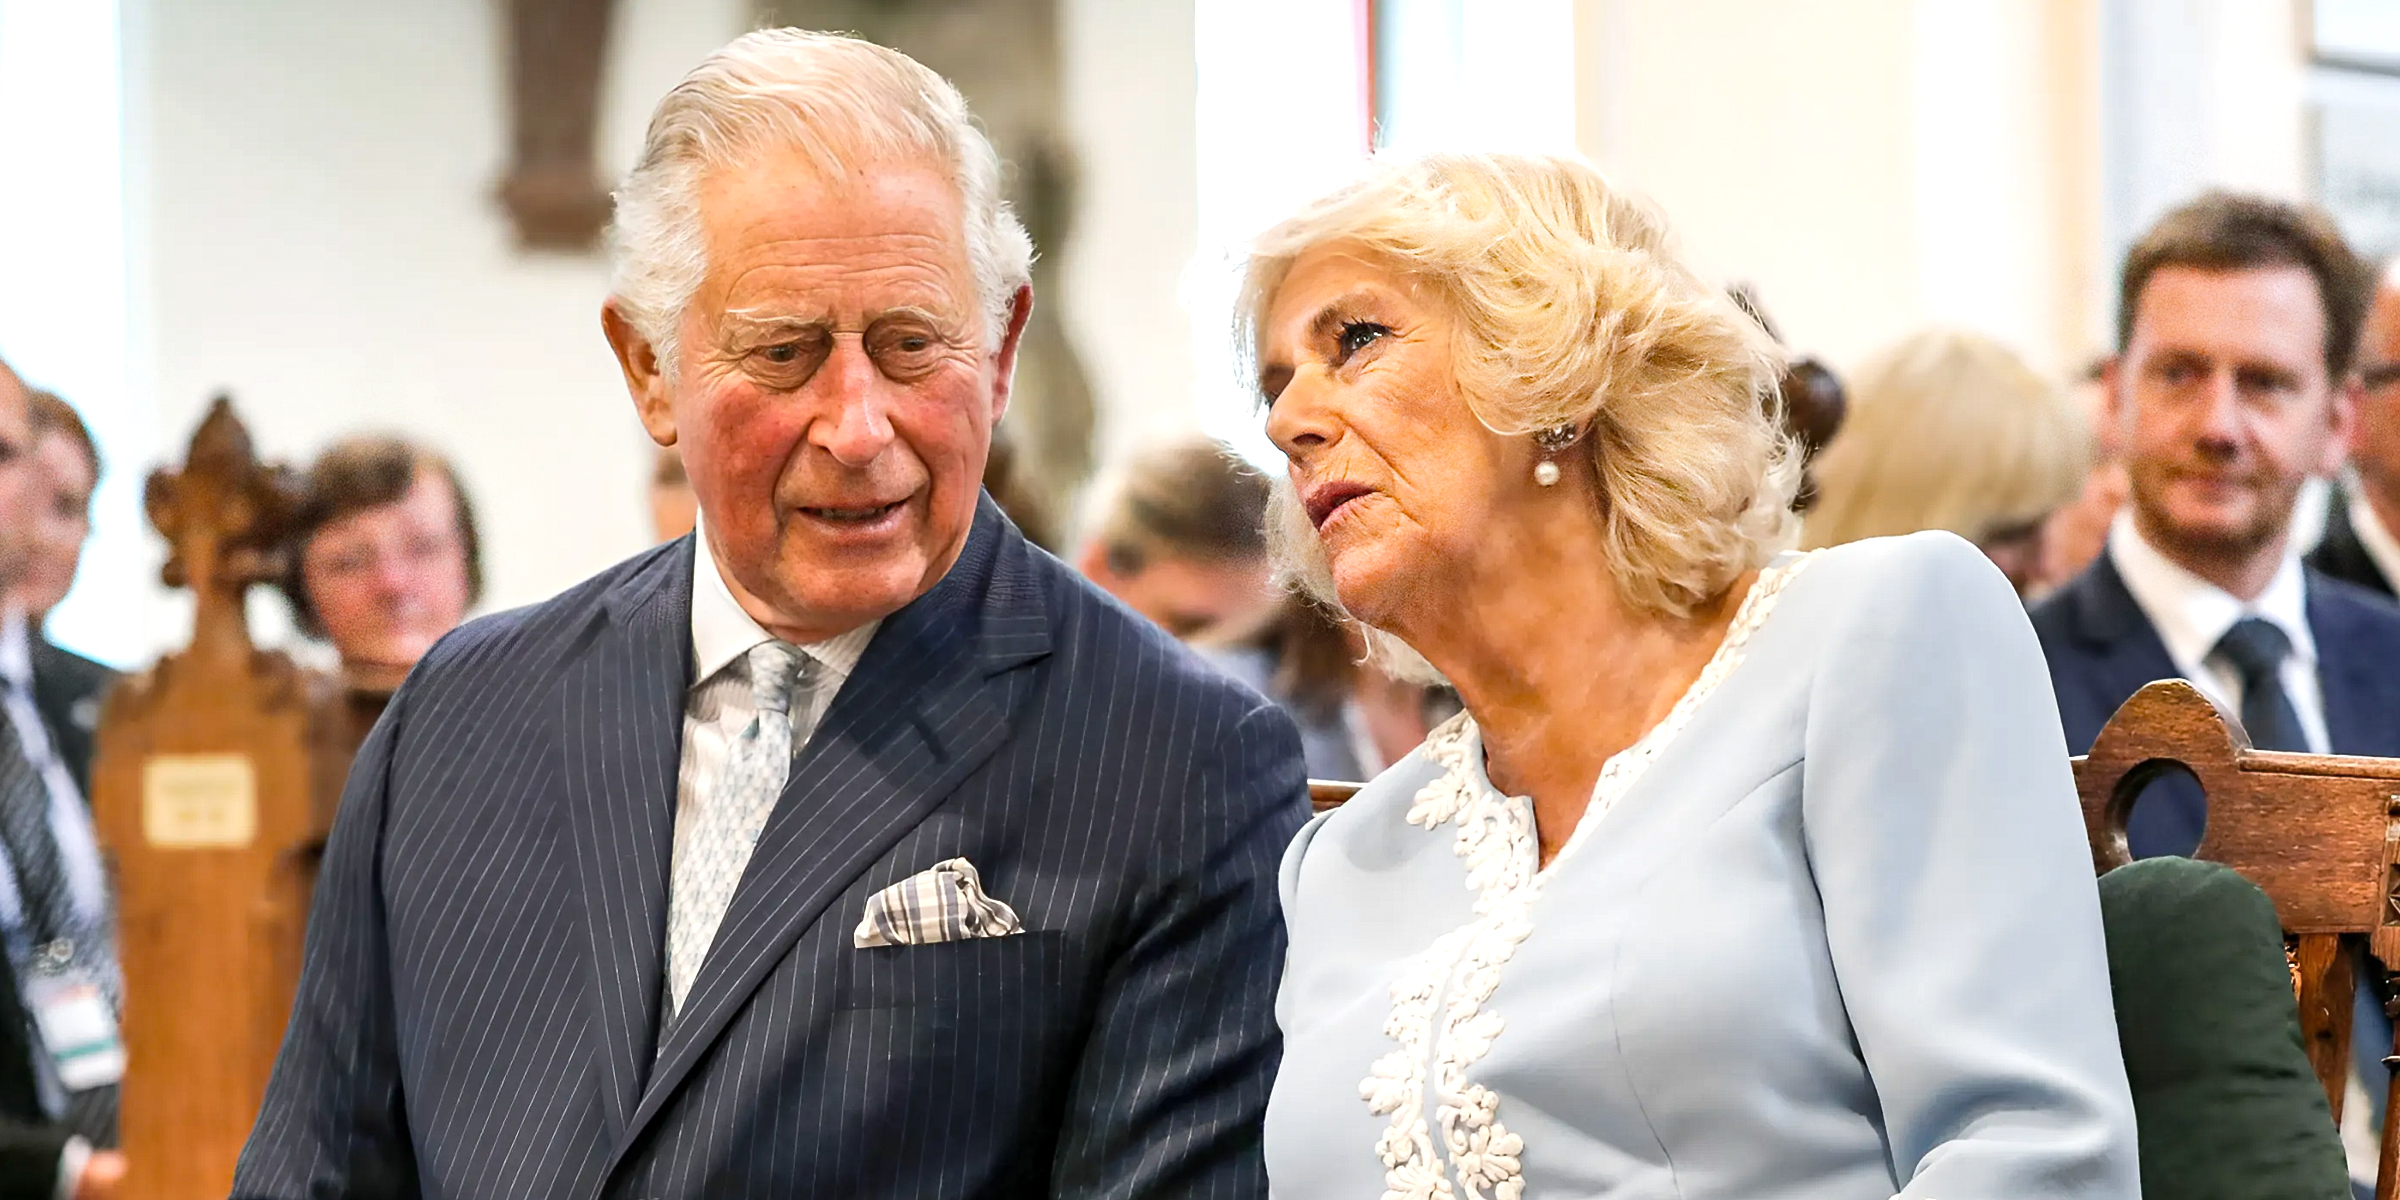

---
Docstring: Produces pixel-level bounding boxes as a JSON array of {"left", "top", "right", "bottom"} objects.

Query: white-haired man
[
  {"left": 2310, "top": 258, "right": 2400, "bottom": 597},
  {"left": 233, "top": 31, "right": 1307, "bottom": 1200}
]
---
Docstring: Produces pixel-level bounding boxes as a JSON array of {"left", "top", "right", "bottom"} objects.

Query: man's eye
[
  {"left": 761, "top": 343, "right": 800, "bottom": 364},
  {"left": 1336, "top": 321, "right": 1389, "bottom": 361}
]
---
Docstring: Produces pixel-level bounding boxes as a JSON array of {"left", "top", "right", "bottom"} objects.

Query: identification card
[{"left": 25, "top": 971, "right": 123, "bottom": 1091}]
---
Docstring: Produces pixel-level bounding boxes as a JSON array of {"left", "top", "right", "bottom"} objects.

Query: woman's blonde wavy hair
[
  {"left": 1801, "top": 329, "right": 2091, "bottom": 550},
  {"left": 1238, "top": 152, "right": 1800, "bottom": 676}
]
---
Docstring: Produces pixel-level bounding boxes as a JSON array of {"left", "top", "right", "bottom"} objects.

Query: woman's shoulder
[
  {"left": 1280, "top": 715, "right": 1465, "bottom": 869},
  {"left": 1794, "top": 528, "right": 2003, "bottom": 596},
  {"left": 1767, "top": 531, "right": 2033, "bottom": 665}
]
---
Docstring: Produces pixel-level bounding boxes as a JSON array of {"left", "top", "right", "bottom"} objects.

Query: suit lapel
[
  {"left": 2070, "top": 550, "right": 2185, "bottom": 716},
  {"left": 556, "top": 539, "right": 694, "bottom": 1144},
  {"left": 622, "top": 501, "right": 1054, "bottom": 1152},
  {"left": 2306, "top": 574, "right": 2400, "bottom": 757}
]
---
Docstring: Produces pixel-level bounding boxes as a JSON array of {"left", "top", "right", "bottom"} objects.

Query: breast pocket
[{"left": 835, "top": 931, "right": 1076, "bottom": 1030}]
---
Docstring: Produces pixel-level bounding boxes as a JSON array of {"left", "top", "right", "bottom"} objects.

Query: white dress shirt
[
  {"left": 0, "top": 611, "right": 109, "bottom": 933},
  {"left": 677, "top": 527, "right": 879, "bottom": 865},
  {"left": 2108, "top": 514, "right": 2329, "bottom": 753},
  {"left": 2347, "top": 482, "right": 2400, "bottom": 594},
  {"left": 0, "top": 612, "right": 103, "bottom": 1200}
]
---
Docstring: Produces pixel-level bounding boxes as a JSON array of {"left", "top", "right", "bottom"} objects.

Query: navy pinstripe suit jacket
[{"left": 231, "top": 499, "right": 1310, "bottom": 1200}]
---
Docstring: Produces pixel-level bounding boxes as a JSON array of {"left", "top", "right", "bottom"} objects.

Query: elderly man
[
  {"left": 2310, "top": 258, "right": 2400, "bottom": 597},
  {"left": 233, "top": 31, "right": 1307, "bottom": 1200}
]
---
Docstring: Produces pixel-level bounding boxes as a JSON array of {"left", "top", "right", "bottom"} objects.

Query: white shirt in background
[{"left": 2106, "top": 513, "right": 2329, "bottom": 754}]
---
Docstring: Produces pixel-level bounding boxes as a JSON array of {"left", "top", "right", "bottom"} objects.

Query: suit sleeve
[
  {"left": 1800, "top": 534, "right": 2141, "bottom": 1197},
  {"left": 0, "top": 1118, "right": 70, "bottom": 1199},
  {"left": 228, "top": 687, "right": 420, "bottom": 1200},
  {"left": 1048, "top": 698, "right": 1310, "bottom": 1200}
]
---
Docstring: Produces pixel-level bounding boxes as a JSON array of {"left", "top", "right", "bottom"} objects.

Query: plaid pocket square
[{"left": 853, "top": 858, "right": 1026, "bottom": 948}]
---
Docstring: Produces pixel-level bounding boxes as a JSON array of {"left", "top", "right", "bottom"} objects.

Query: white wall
[
  {"left": 1059, "top": 0, "right": 1200, "bottom": 467},
  {"left": 1573, "top": 0, "right": 2106, "bottom": 379},
  {"left": 0, "top": 0, "right": 135, "bottom": 665}
]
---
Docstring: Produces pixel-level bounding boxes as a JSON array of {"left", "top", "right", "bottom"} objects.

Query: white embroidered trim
[{"left": 1359, "top": 554, "right": 1815, "bottom": 1200}]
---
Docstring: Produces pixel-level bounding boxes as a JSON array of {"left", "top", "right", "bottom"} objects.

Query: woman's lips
[{"left": 1304, "top": 481, "right": 1374, "bottom": 529}]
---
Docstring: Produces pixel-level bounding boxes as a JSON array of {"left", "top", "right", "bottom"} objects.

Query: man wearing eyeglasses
[{"left": 2310, "top": 259, "right": 2400, "bottom": 598}]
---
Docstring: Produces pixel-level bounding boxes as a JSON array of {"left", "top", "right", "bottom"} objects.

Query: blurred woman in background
[
  {"left": 1803, "top": 329, "right": 2092, "bottom": 597},
  {"left": 278, "top": 435, "right": 482, "bottom": 691}
]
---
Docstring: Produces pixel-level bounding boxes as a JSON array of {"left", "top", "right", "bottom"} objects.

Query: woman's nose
[{"left": 1265, "top": 368, "right": 1336, "bottom": 461}]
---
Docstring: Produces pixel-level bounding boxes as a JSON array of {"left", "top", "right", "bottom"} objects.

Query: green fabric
[{"left": 2100, "top": 857, "right": 2353, "bottom": 1199}]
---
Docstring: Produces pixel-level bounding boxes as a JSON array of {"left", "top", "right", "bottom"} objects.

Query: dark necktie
[
  {"left": 0, "top": 681, "right": 119, "bottom": 1143},
  {"left": 2212, "top": 617, "right": 2307, "bottom": 753}
]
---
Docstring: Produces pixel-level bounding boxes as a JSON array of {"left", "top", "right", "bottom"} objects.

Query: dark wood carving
[
  {"left": 498, "top": 0, "right": 618, "bottom": 251},
  {"left": 92, "top": 398, "right": 349, "bottom": 1199}
]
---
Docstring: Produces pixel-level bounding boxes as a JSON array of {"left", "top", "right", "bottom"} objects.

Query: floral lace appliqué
[{"left": 1359, "top": 554, "right": 1814, "bottom": 1200}]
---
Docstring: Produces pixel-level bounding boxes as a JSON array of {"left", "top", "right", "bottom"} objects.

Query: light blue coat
[{"left": 1265, "top": 533, "right": 2140, "bottom": 1199}]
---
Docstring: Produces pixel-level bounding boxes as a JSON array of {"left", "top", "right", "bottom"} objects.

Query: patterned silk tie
[
  {"left": 663, "top": 642, "right": 812, "bottom": 1023},
  {"left": 2211, "top": 617, "right": 2306, "bottom": 753}
]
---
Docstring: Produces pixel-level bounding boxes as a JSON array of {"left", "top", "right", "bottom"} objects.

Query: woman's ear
[{"left": 603, "top": 299, "right": 678, "bottom": 446}]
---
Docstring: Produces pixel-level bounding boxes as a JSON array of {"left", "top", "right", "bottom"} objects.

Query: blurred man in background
[
  {"left": 0, "top": 357, "right": 126, "bottom": 1200},
  {"left": 10, "top": 392, "right": 112, "bottom": 797},
  {"left": 276, "top": 435, "right": 481, "bottom": 691},
  {"left": 1076, "top": 438, "right": 1277, "bottom": 641},
  {"left": 2310, "top": 259, "right": 2400, "bottom": 598},
  {"left": 649, "top": 444, "right": 698, "bottom": 543},
  {"left": 2034, "top": 192, "right": 2400, "bottom": 862}
]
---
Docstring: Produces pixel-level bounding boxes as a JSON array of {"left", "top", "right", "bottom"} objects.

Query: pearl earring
[{"left": 1532, "top": 424, "right": 1579, "bottom": 487}]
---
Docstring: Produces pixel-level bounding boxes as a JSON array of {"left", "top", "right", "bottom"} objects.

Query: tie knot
[
  {"left": 746, "top": 642, "right": 811, "bottom": 716},
  {"left": 2213, "top": 616, "right": 2291, "bottom": 681}
]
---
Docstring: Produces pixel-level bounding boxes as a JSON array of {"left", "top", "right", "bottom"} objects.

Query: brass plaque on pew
[{"left": 140, "top": 754, "right": 258, "bottom": 849}]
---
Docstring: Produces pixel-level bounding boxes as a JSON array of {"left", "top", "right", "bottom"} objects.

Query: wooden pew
[
  {"left": 2077, "top": 679, "right": 2400, "bottom": 1196},
  {"left": 89, "top": 398, "right": 357, "bottom": 1200}
]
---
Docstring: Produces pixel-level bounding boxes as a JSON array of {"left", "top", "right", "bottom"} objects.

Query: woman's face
[
  {"left": 1259, "top": 245, "right": 1528, "bottom": 629},
  {"left": 300, "top": 470, "right": 472, "bottom": 672}
]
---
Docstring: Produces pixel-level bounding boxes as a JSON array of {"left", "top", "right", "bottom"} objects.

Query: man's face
[
  {"left": 2111, "top": 264, "right": 2351, "bottom": 564},
  {"left": 0, "top": 365, "right": 33, "bottom": 589},
  {"left": 14, "top": 430, "right": 96, "bottom": 619},
  {"left": 300, "top": 471, "right": 473, "bottom": 672},
  {"left": 610, "top": 150, "right": 1028, "bottom": 642},
  {"left": 2349, "top": 274, "right": 2400, "bottom": 497},
  {"left": 1078, "top": 544, "right": 1277, "bottom": 642}
]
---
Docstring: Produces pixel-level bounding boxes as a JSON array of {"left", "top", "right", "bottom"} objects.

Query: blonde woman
[
  {"left": 1804, "top": 330, "right": 2094, "bottom": 595},
  {"left": 1248, "top": 152, "right": 2137, "bottom": 1198}
]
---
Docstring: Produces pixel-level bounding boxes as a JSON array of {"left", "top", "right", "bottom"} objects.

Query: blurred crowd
[{"left": 0, "top": 161, "right": 2398, "bottom": 1194}]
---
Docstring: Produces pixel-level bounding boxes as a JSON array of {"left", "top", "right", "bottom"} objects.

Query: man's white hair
[{"left": 608, "top": 29, "right": 1034, "bottom": 374}]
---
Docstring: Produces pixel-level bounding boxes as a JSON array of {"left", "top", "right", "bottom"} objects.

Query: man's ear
[
  {"left": 2327, "top": 376, "right": 2364, "bottom": 474},
  {"left": 984, "top": 285, "right": 1036, "bottom": 425},
  {"left": 603, "top": 299, "right": 677, "bottom": 446},
  {"left": 2099, "top": 356, "right": 2133, "bottom": 444}
]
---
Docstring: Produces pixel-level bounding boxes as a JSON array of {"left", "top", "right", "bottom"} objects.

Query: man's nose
[
  {"left": 810, "top": 341, "right": 898, "bottom": 468},
  {"left": 2191, "top": 368, "right": 2244, "bottom": 450}
]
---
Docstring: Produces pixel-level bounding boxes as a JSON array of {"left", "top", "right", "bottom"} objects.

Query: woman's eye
[{"left": 1336, "top": 321, "right": 1389, "bottom": 361}]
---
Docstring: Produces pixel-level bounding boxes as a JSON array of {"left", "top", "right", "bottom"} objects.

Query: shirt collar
[
  {"left": 688, "top": 520, "right": 880, "bottom": 691},
  {"left": 2347, "top": 480, "right": 2400, "bottom": 593},
  {"left": 0, "top": 607, "right": 28, "bottom": 691},
  {"left": 2109, "top": 510, "right": 2316, "bottom": 674}
]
